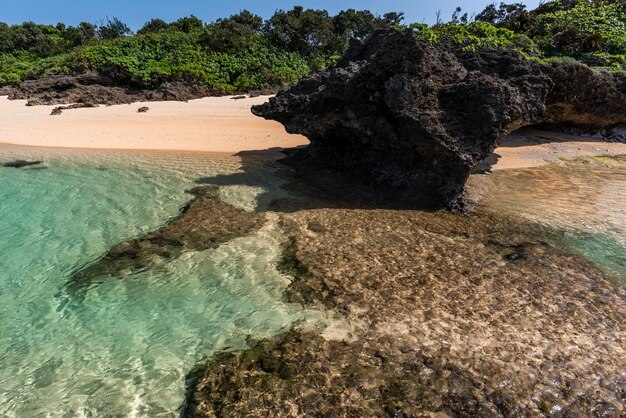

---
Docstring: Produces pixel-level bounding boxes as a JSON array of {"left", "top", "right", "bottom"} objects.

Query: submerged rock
[
  {"left": 137, "top": 106, "right": 150, "bottom": 113},
  {"left": 184, "top": 207, "right": 626, "bottom": 417},
  {"left": 67, "top": 186, "right": 265, "bottom": 293},
  {"left": 252, "top": 30, "right": 626, "bottom": 209},
  {"left": 2, "top": 160, "right": 43, "bottom": 168}
]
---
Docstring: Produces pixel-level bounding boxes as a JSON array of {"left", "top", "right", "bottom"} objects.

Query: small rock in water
[
  {"left": 2, "top": 160, "right": 43, "bottom": 168},
  {"left": 137, "top": 106, "right": 149, "bottom": 113},
  {"left": 50, "top": 107, "right": 63, "bottom": 116},
  {"left": 231, "top": 95, "right": 246, "bottom": 100}
]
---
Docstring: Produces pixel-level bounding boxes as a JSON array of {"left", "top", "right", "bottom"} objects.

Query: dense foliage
[
  {"left": 473, "top": 0, "right": 626, "bottom": 69},
  {"left": 0, "top": 9, "right": 394, "bottom": 89},
  {"left": 1, "top": 1, "right": 624, "bottom": 89}
]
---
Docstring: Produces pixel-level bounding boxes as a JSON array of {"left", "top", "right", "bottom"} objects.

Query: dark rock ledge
[
  {"left": 252, "top": 29, "right": 626, "bottom": 210},
  {"left": 67, "top": 185, "right": 265, "bottom": 294},
  {"left": 1, "top": 72, "right": 280, "bottom": 107}
]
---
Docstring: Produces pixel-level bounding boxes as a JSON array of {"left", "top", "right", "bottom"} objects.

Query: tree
[
  {"left": 60, "top": 22, "right": 96, "bottom": 47},
  {"left": 263, "top": 7, "right": 337, "bottom": 59},
  {"left": 476, "top": 2, "right": 530, "bottom": 32},
  {"left": 333, "top": 9, "right": 382, "bottom": 39},
  {"left": 138, "top": 18, "right": 169, "bottom": 35},
  {"left": 0, "top": 22, "right": 14, "bottom": 52},
  {"left": 382, "top": 12, "right": 405, "bottom": 26},
  {"left": 202, "top": 10, "right": 263, "bottom": 51},
  {"left": 97, "top": 17, "right": 132, "bottom": 39},
  {"left": 435, "top": 10, "right": 443, "bottom": 25},
  {"left": 77, "top": 22, "right": 97, "bottom": 44},
  {"left": 171, "top": 15, "right": 204, "bottom": 33}
]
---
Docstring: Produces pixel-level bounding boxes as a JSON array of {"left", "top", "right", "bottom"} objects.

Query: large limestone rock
[
  {"left": 542, "top": 60, "right": 626, "bottom": 129},
  {"left": 252, "top": 29, "right": 626, "bottom": 209}
]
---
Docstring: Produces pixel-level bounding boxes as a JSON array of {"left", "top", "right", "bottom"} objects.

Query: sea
[{"left": 0, "top": 144, "right": 624, "bottom": 416}]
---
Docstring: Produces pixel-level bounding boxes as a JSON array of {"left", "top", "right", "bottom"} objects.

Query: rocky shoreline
[
  {"left": 26, "top": 145, "right": 621, "bottom": 416},
  {"left": 3, "top": 28, "right": 624, "bottom": 416},
  {"left": 0, "top": 72, "right": 279, "bottom": 106}
]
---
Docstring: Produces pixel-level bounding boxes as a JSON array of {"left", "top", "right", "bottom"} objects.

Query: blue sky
[{"left": 2, "top": 1, "right": 543, "bottom": 28}]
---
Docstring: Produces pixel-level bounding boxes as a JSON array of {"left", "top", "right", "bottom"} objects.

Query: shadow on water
[
  {"left": 196, "top": 147, "right": 443, "bottom": 214},
  {"left": 201, "top": 146, "right": 626, "bottom": 281}
]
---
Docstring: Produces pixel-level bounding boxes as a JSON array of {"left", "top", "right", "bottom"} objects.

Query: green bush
[
  {"left": 61, "top": 31, "right": 309, "bottom": 91},
  {"left": 530, "top": 1, "right": 626, "bottom": 55},
  {"left": 411, "top": 21, "right": 537, "bottom": 54},
  {"left": 0, "top": 52, "right": 70, "bottom": 85},
  {"left": 0, "top": 3, "right": 624, "bottom": 89}
]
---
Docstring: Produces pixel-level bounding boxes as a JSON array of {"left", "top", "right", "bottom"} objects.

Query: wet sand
[{"left": 0, "top": 95, "right": 308, "bottom": 153}]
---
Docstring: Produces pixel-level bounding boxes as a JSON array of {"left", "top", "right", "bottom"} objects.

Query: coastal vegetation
[{"left": 1, "top": 0, "right": 625, "bottom": 91}]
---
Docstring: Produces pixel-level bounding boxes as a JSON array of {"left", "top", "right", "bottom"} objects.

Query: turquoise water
[
  {"left": 1, "top": 144, "right": 624, "bottom": 417},
  {"left": 0, "top": 146, "right": 323, "bottom": 417}
]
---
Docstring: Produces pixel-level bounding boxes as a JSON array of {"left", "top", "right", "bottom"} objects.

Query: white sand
[
  {"left": 0, "top": 95, "right": 308, "bottom": 153},
  {"left": 2, "top": 96, "right": 624, "bottom": 166}
]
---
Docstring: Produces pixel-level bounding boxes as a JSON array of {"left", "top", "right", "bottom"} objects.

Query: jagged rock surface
[
  {"left": 541, "top": 60, "right": 626, "bottom": 129},
  {"left": 3, "top": 73, "right": 222, "bottom": 106},
  {"left": 184, "top": 205, "right": 626, "bottom": 417},
  {"left": 1, "top": 72, "right": 281, "bottom": 106},
  {"left": 252, "top": 30, "right": 626, "bottom": 208}
]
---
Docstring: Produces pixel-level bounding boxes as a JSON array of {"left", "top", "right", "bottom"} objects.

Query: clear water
[
  {"left": 0, "top": 145, "right": 323, "bottom": 417},
  {"left": 1, "top": 144, "right": 624, "bottom": 417},
  {"left": 468, "top": 155, "right": 626, "bottom": 280}
]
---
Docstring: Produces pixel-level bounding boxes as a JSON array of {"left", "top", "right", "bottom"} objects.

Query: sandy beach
[
  {"left": 0, "top": 95, "right": 308, "bottom": 153},
  {"left": 1, "top": 95, "right": 625, "bottom": 166}
]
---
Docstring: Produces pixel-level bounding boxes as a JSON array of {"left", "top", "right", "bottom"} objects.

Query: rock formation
[
  {"left": 50, "top": 103, "right": 98, "bottom": 115},
  {"left": 541, "top": 60, "right": 626, "bottom": 129},
  {"left": 184, "top": 204, "right": 626, "bottom": 417},
  {"left": 1, "top": 72, "right": 282, "bottom": 107},
  {"left": 252, "top": 29, "right": 626, "bottom": 209},
  {"left": 3, "top": 72, "right": 223, "bottom": 106}
]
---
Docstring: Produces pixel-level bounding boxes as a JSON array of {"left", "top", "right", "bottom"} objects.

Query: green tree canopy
[{"left": 97, "top": 17, "right": 132, "bottom": 39}]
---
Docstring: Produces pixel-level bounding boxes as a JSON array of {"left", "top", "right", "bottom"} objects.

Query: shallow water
[
  {"left": 468, "top": 155, "right": 626, "bottom": 280},
  {"left": 1, "top": 145, "right": 624, "bottom": 417},
  {"left": 0, "top": 146, "right": 322, "bottom": 417}
]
